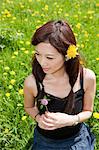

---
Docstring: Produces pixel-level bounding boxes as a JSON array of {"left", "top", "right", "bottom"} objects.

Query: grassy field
[{"left": 0, "top": 0, "right": 99, "bottom": 149}]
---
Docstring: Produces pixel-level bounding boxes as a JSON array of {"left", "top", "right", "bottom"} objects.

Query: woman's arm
[
  {"left": 75, "top": 68, "right": 96, "bottom": 123},
  {"left": 23, "top": 75, "right": 40, "bottom": 119}
]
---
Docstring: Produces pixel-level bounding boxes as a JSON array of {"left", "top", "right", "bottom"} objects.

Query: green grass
[{"left": 0, "top": 0, "right": 99, "bottom": 149}]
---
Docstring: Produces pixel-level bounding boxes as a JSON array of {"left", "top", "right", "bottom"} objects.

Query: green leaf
[{"left": 40, "top": 105, "right": 44, "bottom": 110}]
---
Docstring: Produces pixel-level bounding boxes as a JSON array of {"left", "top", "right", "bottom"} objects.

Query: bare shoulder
[
  {"left": 24, "top": 74, "right": 37, "bottom": 96},
  {"left": 83, "top": 68, "right": 96, "bottom": 80},
  {"left": 83, "top": 67, "right": 96, "bottom": 90}
]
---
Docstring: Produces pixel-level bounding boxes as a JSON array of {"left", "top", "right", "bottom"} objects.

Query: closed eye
[
  {"left": 35, "top": 53, "right": 39, "bottom": 55},
  {"left": 36, "top": 53, "right": 53, "bottom": 59},
  {"left": 46, "top": 57, "right": 53, "bottom": 59}
]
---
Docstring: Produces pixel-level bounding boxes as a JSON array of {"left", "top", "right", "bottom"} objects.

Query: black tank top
[{"left": 34, "top": 67, "right": 84, "bottom": 139}]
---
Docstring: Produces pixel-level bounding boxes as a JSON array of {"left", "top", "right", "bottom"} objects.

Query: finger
[
  {"left": 38, "top": 123, "right": 56, "bottom": 130},
  {"left": 44, "top": 127, "right": 57, "bottom": 130},
  {"left": 42, "top": 120, "right": 54, "bottom": 128},
  {"left": 43, "top": 115, "right": 54, "bottom": 124},
  {"left": 45, "top": 112, "right": 56, "bottom": 120}
]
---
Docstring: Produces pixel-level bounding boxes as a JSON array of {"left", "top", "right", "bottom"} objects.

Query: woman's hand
[{"left": 37, "top": 111, "right": 76, "bottom": 130}]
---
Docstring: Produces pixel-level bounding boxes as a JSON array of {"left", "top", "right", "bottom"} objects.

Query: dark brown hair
[{"left": 31, "top": 20, "right": 80, "bottom": 114}]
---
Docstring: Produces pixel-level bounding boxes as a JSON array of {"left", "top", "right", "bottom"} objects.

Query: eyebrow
[{"left": 35, "top": 50, "right": 55, "bottom": 56}]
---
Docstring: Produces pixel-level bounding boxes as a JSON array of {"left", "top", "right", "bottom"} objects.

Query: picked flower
[
  {"left": 39, "top": 96, "right": 49, "bottom": 111},
  {"left": 65, "top": 45, "right": 78, "bottom": 61}
]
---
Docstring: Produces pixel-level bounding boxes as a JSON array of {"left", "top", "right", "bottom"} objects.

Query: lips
[{"left": 42, "top": 68, "right": 49, "bottom": 71}]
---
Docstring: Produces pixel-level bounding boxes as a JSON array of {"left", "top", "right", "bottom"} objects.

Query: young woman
[{"left": 24, "top": 20, "right": 96, "bottom": 150}]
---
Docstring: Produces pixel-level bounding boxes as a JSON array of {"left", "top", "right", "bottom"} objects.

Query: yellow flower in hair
[{"left": 66, "top": 45, "right": 78, "bottom": 60}]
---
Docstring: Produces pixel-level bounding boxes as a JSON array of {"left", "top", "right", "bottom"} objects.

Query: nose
[{"left": 40, "top": 57, "right": 47, "bottom": 67}]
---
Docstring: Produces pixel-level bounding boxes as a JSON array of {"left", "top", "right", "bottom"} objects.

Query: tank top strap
[
  {"left": 79, "top": 66, "right": 83, "bottom": 90},
  {"left": 35, "top": 79, "right": 44, "bottom": 98}
]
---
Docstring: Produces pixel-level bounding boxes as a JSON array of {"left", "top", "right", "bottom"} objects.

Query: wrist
[
  {"left": 34, "top": 112, "right": 39, "bottom": 119},
  {"left": 34, "top": 112, "right": 40, "bottom": 122},
  {"left": 72, "top": 115, "right": 80, "bottom": 126}
]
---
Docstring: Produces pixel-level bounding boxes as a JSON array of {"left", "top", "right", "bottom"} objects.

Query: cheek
[{"left": 52, "top": 59, "right": 64, "bottom": 67}]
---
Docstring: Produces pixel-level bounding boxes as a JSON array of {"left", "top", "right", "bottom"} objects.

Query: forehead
[{"left": 35, "top": 42, "right": 59, "bottom": 55}]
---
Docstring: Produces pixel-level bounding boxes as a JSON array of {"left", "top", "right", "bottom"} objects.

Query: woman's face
[{"left": 35, "top": 42, "right": 65, "bottom": 74}]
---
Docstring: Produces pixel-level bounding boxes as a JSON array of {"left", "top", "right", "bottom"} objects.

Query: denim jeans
[{"left": 31, "top": 123, "right": 95, "bottom": 150}]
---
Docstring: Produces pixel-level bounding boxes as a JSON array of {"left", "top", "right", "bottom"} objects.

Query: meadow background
[{"left": 0, "top": 0, "right": 99, "bottom": 149}]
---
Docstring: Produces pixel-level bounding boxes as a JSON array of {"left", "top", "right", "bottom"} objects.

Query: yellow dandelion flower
[
  {"left": 17, "top": 32, "right": 21, "bottom": 36},
  {"left": 74, "top": 15, "right": 78, "bottom": 18},
  {"left": 14, "top": 51, "right": 18, "bottom": 55},
  {"left": 35, "top": 11, "right": 39, "bottom": 15},
  {"left": 19, "top": 89, "right": 23, "bottom": 95},
  {"left": 58, "top": 11, "right": 61, "bottom": 14},
  {"left": 74, "top": 33, "right": 78, "bottom": 37},
  {"left": 4, "top": 128, "right": 9, "bottom": 133},
  {"left": 7, "top": 13, "right": 11, "bottom": 17},
  {"left": 12, "top": 17, "right": 16, "bottom": 20},
  {"left": 24, "top": 50, "right": 29, "bottom": 54},
  {"left": 4, "top": 66, "right": 10, "bottom": 70},
  {"left": 22, "top": 116, "right": 27, "bottom": 120},
  {"left": 21, "top": 63, "right": 25, "bottom": 66},
  {"left": 89, "top": 16, "right": 93, "bottom": 19},
  {"left": 10, "top": 71, "right": 15, "bottom": 75},
  {"left": 29, "top": 0, "right": 32, "bottom": 2},
  {"left": 10, "top": 79, "right": 16, "bottom": 85},
  {"left": 20, "top": 4, "right": 24, "bottom": 8},
  {"left": 11, "top": 56, "right": 16, "bottom": 59},
  {"left": 54, "top": 2, "right": 57, "bottom": 5},
  {"left": 44, "top": 5, "right": 48, "bottom": 11},
  {"left": 2, "top": 3, "right": 5, "bottom": 5},
  {"left": 32, "top": 51, "right": 35, "bottom": 55},
  {"left": 20, "top": 41, "right": 24, "bottom": 44},
  {"left": 84, "top": 33, "right": 88, "bottom": 37},
  {"left": 76, "top": 44, "right": 80, "bottom": 47},
  {"left": 36, "top": 25, "right": 40, "bottom": 29},
  {"left": 56, "top": 5, "right": 59, "bottom": 8},
  {"left": 6, "top": 0, "right": 10, "bottom": 3},
  {"left": 76, "top": 23, "right": 81, "bottom": 29},
  {"left": 24, "top": 18, "right": 28, "bottom": 22},
  {"left": 96, "top": 58, "right": 99, "bottom": 61},
  {"left": 37, "top": 20, "right": 41, "bottom": 23},
  {"left": 65, "top": 13, "right": 69, "bottom": 17},
  {"left": 3, "top": 72, "right": 8, "bottom": 75},
  {"left": 9, "top": 85, "right": 13, "bottom": 89},
  {"left": 6, "top": 93, "right": 10, "bottom": 97},
  {"left": 26, "top": 41, "right": 30, "bottom": 45},
  {"left": 97, "top": 34, "right": 99, "bottom": 37},
  {"left": 21, "top": 47, "right": 25, "bottom": 51},
  {"left": 84, "top": 16, "right": 87, "bottom": 18},
  {"left": 0, "top": 60, "right": 3, "bottom": 63},
  {"left": 3, "top": 9, "right": 11, "bottom": 18},
  {"left": 59, "top": 8, "right": 62, "bottom": 12},
  {"left": 87, "top": 10, "right": 94, "bottom": 14},
  {"left": 31, "top": 13, "right": 35, "bottom": 16},
  {"left": 66, "top": 45, "right": 78, "bottom": 59},
  {"left": 41, "top": 14, "right": 45, "bottom": 17},
  {"left": 17, "top": 103, "right": 23, "bottom": 107},
  {"left": 11, "top": 21, "right": 14, "bottom": 24},
  {"left": 93, "top": 112, "right": 99, "bottom": 119},
  {"left": 81, "top": 44, "right": 84, "bottom": 48},
  {"left": 96, "top": 3, "right": 99, "bottom": 6}
]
